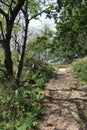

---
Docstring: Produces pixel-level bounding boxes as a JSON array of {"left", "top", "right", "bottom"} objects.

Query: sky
[
  {"left": 28, "top": 13, "right": 56, "bottom": 38},
  {"left": 28, "top": 0, "right": 57, "bottom": 38}
]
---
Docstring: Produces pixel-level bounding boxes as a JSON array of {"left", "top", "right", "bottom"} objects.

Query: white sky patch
[
  {"left": 29, "top": 19, "right": 41, "bottom": 29},
  {"left": 29, "top": 14, "right": 56, "bottom": 34},
  {"left": 28, "top": 0, "right": 57, "bottom": 35}
]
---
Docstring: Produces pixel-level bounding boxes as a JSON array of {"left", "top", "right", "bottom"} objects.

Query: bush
[
  {"left": 23, "top": 58, "right": 54, "bottom": 88},
  {"left": 0, "top": 58, "right": 53, "bottom": 130},
  {"left": 72, "top": 57, "right": 87, "bottom": 82},
  {"left": 0, "top": 81, "right": 44, "bottom": 130}
]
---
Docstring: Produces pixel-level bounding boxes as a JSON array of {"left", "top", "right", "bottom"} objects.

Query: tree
[
  {"left": 0, "top": 0, "right": 26, "bottom": 76},
  {"left": 27, "top": 25, "right": 54, "bottom": 61},
  {"left": 54, "top": 0, "right": 87, "bottom": 61},
  {"left": 0, "top": 0, "right": 55, "bottom": 85},
  {"left": 0, "top": 1, "right": 57, "bottom": 129}
]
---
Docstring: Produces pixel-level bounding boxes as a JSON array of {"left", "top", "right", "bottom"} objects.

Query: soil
[{"left": 38, "top": 67, "right": 87, "bottom": 130}]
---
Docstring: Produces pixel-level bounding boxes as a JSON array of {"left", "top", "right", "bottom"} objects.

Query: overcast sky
[
  {"left": 28, "top": 13, "right": 56, "bottom": 38},
  {"left": 28, "top": 0, "right": 57, "bottom": 37}
]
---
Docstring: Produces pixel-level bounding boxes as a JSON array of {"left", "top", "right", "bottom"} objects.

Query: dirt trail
[{"left": 39, "top": 68, "right": 87, "bottom": 130}]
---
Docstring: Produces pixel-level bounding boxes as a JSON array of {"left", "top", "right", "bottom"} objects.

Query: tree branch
[
  {"left": 5, "top": 0, "right": 26, "bottom": 43},
  {"left": 29, "top": 11, "right": 44, "bottom": 21},
  {"left": 8, "top": 0, "right": 14, "bottom": 15},
  {"left": 0, "top": 21, "right": 4, "bottom": 39},
  {"left": 0, "top": 0, "right": 9, "bottom": 7},
  {"left": 0, "top": 21, "right": 4, "bottom": 46},
  {"left": 0, "top": 8, "right": 8, "bottom": 20},
  {"left": 29, "top": 7, "right": 50, "bottom": 21},
  {"left": 11, "top": 0, "right": 25, "bottom": 22}
]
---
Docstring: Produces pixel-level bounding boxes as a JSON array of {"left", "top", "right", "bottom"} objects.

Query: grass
[
  {"left": 51, "top": 62, "right": 72, "bottom": 71},
  {"left": 72, "top": 57, "right": 87, "bottom": 82}
]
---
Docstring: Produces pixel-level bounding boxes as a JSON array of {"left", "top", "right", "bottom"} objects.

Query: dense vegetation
[
  {"left": 0, "top": 0, "right": 87, "bottom": 129},
  {"left": 0, "top": 48, "right": 53, "bottom": 129},
  {"left": 0, "top": 1, "right": 54, "bottom": 129},
  {"left": 53, "top": 0, "right": 87, "bottom": 62},
  {"left": 72, "top": 57, "right": 87, "bottom": 82}
]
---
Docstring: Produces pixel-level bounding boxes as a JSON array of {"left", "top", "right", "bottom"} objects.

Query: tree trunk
[
  {"left": 15, "top": 22, "right": 28, "bottom": 79},
  {"left": 4, "top": 43, "right": 13, "bottom": 76},
  {"left": 0, "top": 0, "right": 26, "bottom": 77},
  {"left": 15, "top": 2, "right": 29, "bottom": 86}
]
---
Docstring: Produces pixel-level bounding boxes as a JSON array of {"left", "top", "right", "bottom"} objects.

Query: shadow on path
[{"left": 39, "top": 68, "right": 87, "bottom": 130}]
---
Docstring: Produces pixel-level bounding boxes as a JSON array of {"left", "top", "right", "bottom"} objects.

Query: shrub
[
  {"left": 0, "top": 82, "right": 44, "bottom": 130},
  {"left": 23, "top": 58, "right": 54, "bottom": 88},
  {"left": 0, "top": 58, "right": 53, "bottom": 130},
  {"left": 72, "top": 57, "right": 87, "bottom": 82}
]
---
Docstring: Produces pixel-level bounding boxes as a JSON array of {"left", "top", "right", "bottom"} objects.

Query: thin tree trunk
[
  {"left": 15, "top": 22, "right": 28, "bottom": 78},
  {"left": 15, "top": 1, "right": 29, "bottom": 86}
]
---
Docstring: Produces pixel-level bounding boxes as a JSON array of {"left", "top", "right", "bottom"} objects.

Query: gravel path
[{"left": 38, "top": 68, "right": 87, "bottom": 130}]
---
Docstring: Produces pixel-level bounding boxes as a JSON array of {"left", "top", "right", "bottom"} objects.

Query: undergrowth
[
  {"left": 0, "top": 58, "right": 53, "bottom": 130},
  {"left": 72, "top": 57, "right": 87, "bottom": 82}
]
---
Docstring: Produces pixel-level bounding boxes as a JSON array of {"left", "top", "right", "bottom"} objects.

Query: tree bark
[
  {"left": 15, "top": 18, "right": 29, "bottom": 79},
  {"left": 15, "top": 1, "right": 29, "bottom": 86},
  {"left": 4, "top": 43, "right": 13, "bottom": 76}
]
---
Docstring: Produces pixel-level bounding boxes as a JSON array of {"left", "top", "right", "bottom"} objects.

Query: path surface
[{"left": 39, "top": 68, "right": 87, "bottom": 130}]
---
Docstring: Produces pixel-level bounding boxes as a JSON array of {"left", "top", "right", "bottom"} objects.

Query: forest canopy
[{"left": 53, "top": 0, "right": 87, "bottom": 61}]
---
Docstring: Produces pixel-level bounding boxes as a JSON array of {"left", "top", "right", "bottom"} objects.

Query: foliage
[
  {"left": 53, "top": 0, "right": 87, "bottom": 62},
  {"left": 0, "top": 0, "right": 56, "bottom": 79},
  {"left": 72, "top": 57, "right": 87, "bottom": 82},
  {"left": 0, "top": 56, "right": 53, "bottom": 130},
  {"left": 26, "top": 26, "right": 54, "bottom": 61},
  {"left": 0, "top": 1, "right": 56, "bottom": 129},
  {"left": 23, "top": 58, "right": 54, "bottom": 84},
  {"left": 0, "top": 87, "right": 43, "bottom": 130}
]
